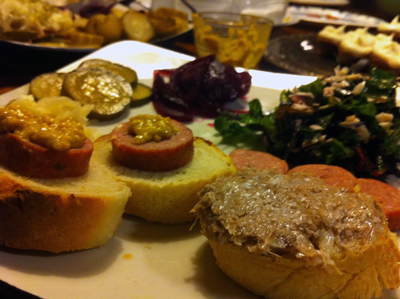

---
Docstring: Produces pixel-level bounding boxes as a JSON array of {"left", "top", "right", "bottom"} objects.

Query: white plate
[
  {"left": 289, "top": 0, "right": 349, "bottom": 6},
  {"left": 286, "top": 5, "right": 385, "bottom": 27},
  {"left": 0, "top": 40, "right": 398, "bottom": 299}
]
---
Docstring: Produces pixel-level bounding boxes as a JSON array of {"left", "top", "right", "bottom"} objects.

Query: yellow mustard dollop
[
  {"left": 128, "top": 114, "right": 178, "bottom": 145},
  {"left": 0, "top": 105, "right": 86, "bottom": 151}
]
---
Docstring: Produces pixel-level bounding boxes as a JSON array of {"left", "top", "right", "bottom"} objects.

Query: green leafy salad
[{"left": 215, "top": 67, "right": 400, "bottom": 177}]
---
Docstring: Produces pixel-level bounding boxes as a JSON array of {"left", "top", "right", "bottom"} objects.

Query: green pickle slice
[
  {"left": 131, "top": 83, "right": 153, "bottom": 106},
  {"left": 29, "top": 72, "right": 66, "bottom": 100},
  {"left": 78, "top": 59, "right": 138, "bottom": 88},
  {"left": 62, "top": 68, "right": 133, "bottom": 120}
]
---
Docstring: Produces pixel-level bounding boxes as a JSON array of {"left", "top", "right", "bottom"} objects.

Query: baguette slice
[
  {"left": 208, "top": 233, "right": 400, "bottom": 299},
  {"left": 0, "top": 144, "right": 132, "bottom": 253},
  {"left": 194, "top": 169, "right": 400, "bottom": 299},
  {"left": 94, "top": 135, "right": 237, "bottom": 224}
]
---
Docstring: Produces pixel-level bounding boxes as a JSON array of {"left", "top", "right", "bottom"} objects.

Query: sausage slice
[
  {"left": 229, "top": 149, "right": 289, "bottom": 174},
  {"left": 0, "top": 133, "right": 93, "bottom": 179},
  {"left": 287, "top": 164, "right": 357, "bottom": 189},
  {"left": 111, "top": 120, "right": 194, "bottom": 172},
  {"left": 357, "top": 178, "right": 400, "bottom": 232}
]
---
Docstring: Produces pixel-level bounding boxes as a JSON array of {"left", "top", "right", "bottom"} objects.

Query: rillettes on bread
[{"left": 194, "top": 169, "right": 400, "bottom": 299}]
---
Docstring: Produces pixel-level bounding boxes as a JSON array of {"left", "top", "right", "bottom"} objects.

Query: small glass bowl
[{"left": 192, "top": 12, "right": 273, "bottom": 69}]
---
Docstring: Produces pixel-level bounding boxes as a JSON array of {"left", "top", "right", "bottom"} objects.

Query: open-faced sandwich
[
  {"left": 94, "top": 114, "right": 237, "bottom": 224},
  {"left": 193, "top": 168, "right": 400, "bottom": 299},
  {"left": 0, "top": 96, "right": 131, "bottom": 253}
]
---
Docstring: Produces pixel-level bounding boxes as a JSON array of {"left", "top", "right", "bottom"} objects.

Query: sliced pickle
[
  {"left": 131, "top": 83, "right": 152, "bottom": 106},
  {"left": 61, "top": 68, "right": 132, "bottom": 120},
  {"left": 78, "top": 59, "right": 138, "bottom": 88},
  {"left": 29, "top": 72, "right": 66, "bottom": 100}
]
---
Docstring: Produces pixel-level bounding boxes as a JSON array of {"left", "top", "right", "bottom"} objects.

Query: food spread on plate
[
  {"left": 0, "top": 0, "right": 189, "bottom": 48},
  {"left": 1, "top": 55, "right": 400, "bottom": 298},
  {"left": 194, "top": 168, "right": 400, "bottom": 299},
  {"left": 228, "top": 150, "right": 400, "bottom": 232}
]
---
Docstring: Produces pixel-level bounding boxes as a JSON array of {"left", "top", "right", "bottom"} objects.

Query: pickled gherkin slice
[
  {"left": 62, "top": 68, "right": 132, "bottom": 120},
  {"left": 29, "top": 72, "right": 66, "bottom": 100},
  {"left": 131, "top": 83, "right": 152, "bottom": 106},
  {"left": 78, "top": 59, "right": 138, "bottom": 88}
]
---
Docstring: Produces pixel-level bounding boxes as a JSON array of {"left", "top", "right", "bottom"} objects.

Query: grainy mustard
[
  {"left": 0, "top": 105, "right": 86, "bottom": 151},
  {"left": 128, "top": 114, "right": 178, "bottom": 144}
]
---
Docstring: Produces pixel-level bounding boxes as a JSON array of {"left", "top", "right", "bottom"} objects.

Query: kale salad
[{"left": 215, "top": 67, "right": 400, "bottom": 177}]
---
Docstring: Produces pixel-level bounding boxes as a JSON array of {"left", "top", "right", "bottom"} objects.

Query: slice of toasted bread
[
  {"left": 0, "top": 147, "right": 131, "bottom": 253},
  {"left": 94, "top": 135, "right": 237, "bottom": 224},
  {"left": 194, "top": 169, "right": 400, "bottom": 299},
  {"left": 209, "top": 232, "right": 400, "bottom": 299}
]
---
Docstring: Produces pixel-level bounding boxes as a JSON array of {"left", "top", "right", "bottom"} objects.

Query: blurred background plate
[
  {"left": 0, "top": 39, "right": 97, "bottom": 53},
  {"left": 264, "top": 33, "right": 336, "bottom": 76},
  {"left": 0, "top": 25, "right": 193, "bottom": 53}
]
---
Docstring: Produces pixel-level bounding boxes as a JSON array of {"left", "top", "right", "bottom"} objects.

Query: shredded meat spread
[{"left": 195, "top": 169, "right": 387, "bottom": 266}]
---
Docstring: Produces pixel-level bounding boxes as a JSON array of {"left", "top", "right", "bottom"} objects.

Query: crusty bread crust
[
  {"left": 94, "top": 135, "right": 237, "bottom": 224},
  {"left": 0, "top": 146, "right": 131, "bottom": 253},
  {"left": 209, "top": 231, "right": 400, "bottom": 299}
]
